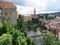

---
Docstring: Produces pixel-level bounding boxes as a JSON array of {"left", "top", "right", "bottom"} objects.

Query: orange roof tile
[{"left": 0, "top": 2, "right": 15, "bottom": 7}]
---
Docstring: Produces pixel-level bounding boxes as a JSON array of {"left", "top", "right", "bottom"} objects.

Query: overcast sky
[{"left": 0, "top": 0, "right": 60, "bottom": 14}]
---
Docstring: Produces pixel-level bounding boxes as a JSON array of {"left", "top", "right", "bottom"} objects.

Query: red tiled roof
[
  {"left": 49, "top": 20, "right": 57, "bottom": 25},
  {"left": 0, "top": 2, "right": 15, "bottom": 7}
]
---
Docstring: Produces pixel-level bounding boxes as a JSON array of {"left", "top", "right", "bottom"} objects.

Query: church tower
[
  {"left": 32, "top": 8, "right": 38, "bottom": 18},
  {"left": 34, "top": 8, "right": 36, "bottom": 15}
]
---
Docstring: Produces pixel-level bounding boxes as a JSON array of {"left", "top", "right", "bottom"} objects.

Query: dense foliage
[
  {"left": 0, "top": 34, "right": 12, "bottom": 45},
  {"left": 42, "top": 33, "right": 60, "bottom": 45},
  {"left": 0, "top": 14, "right": 36, "bottom": 45},
  {"left": 42, "top": 33, "right": 56, "bottom": 45},
  {"left": 17, "top": 15, "right": 27, "bottom": 32},
  {"left": 26, "top": 17, "right": 47, "bottom": 31},
  {"left": 32, "top": 18, "right": 39, "bottom": 24},
  {"left": 39, "top": 21, "right": 46, "bottom": 31},
  {"left": 26, "top": 20, "right": 33, "bottom": 31}
]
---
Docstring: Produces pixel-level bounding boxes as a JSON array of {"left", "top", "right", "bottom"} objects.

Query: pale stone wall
[
  {"left": 22, "top": 14, "right": 32, "bottom": 22},
  {"left": 2, "top": 7, "right": 17, "bottom": 25}
]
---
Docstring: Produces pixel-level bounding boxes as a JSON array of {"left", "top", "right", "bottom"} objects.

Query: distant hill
[{"left": 38, "top": 12, "right": 60, "bottom": 16}]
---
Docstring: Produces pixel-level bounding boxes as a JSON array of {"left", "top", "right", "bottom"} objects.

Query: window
[
  {"left": 10, "top": 12, "right": 12, "bottom": 15},
  {"left": 8, "top": 17, "right": 10, "bottom": 19},
  {"left": 5, "top": 12, "right": 7, "bottom": 15}
]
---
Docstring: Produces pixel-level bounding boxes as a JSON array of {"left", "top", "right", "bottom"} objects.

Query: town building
[
  {"left": 0, "top": 2, "right": 17, "bottom": 25},
  {"left": 48, "top": 20, "right": 60, "bottom": 39},
  {"left": 22, "top": 8, "right": 38, "bottom": 22},
  {"left": 22, "top": 14, "right": 32, "bottom": 21}
]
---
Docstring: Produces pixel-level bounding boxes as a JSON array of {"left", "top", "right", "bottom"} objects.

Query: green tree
[
  {"left": 41, "top": 33, "right": 56, "bottom": 45},
  {"left": 0, "top": 19, "right": 35, "bottom": 45},
  {"left": 32, "top": 18, "right": 39, "bottom": 24},
  {"left": 32, "top": 38, "right": 36, "bottom": 45},
  {"left": 26, "top": 37, "right": 32, "bottom": 45},
  {"left": 17, "top": 15, "right": 24, "bottom": 30},
  {"left": 2, "top": 20, "right": 26, "bottom": 45},
  {"left": 26, "top": 20, "right": 33, "bottom": 31},
  {"left": 17, "top": 36, "right": 27, "bottom": 45},
  {"left": 17, "top": 15, "right": 27, "bottom": 32},
  {"left": 0, "top": 34, "right": 12, "bottom": 45},
  {"left": 39, "top": 21, "right": 46, "bottom": 31},
  {"left": 56, "top": 40, "right": 60, "bottom": 45},
  {"left": 0, "top": 22, "right": 7, "bottom": 36}
]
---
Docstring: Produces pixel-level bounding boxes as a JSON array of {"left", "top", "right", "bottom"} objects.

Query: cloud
[
  {"left": 45, "top": 0, "right": 60, "bottom": 11},
  {"left": 16, "top": 5, "right": 58, "bottom": 14},
  {"left": 0, "top": 0, "right": 21, "bottom": 2},
  {"left": 1, "top": 0, "right": 60, "bottom": 14},
  {"left": 16, "top": 5, "right": 34, "bottom": 14},
  {"left": 19, "top": 0, "right": 48, "bottom": 11},
  {"left": 16, "top": 0, "right": 60, "bottom": 14},
  {"left": 23, "top": 0, "right": 47, "bottom": 8},
  {"left": 16, "top": 0, "right": 48, "bottom": 14}
]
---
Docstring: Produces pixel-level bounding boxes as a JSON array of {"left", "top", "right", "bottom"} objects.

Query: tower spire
[{"left": 34, "top": 8, "right": 36, "bottom": 15}]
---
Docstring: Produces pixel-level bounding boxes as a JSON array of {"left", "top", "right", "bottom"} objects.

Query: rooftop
[{"left": 0, "top": 2, "right": 15, "bottom": 7}]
